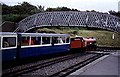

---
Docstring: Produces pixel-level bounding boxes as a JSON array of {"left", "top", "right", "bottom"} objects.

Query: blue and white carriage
[
  {"left": 0, "top": 32, "right": 17, "bottom": 62},
  {"left": 0, "top": 32, "right": 70, "bottom": 62}
]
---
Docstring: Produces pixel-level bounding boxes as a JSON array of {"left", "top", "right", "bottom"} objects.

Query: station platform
[{"left": 69, "top": 51, "right": 120, "bottom": 77}]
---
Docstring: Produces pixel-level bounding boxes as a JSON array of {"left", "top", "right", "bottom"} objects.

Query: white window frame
[
  {"left": 21, "top": 34, "right": 70, "bottom": 48},
  {"left": 1, "top": 35, "right": 17, "bottom": 50}
]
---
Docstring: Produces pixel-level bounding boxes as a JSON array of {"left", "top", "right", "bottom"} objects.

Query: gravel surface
[
  {"left": 3, "top": 53, "right": 85, "bottom": 75},
  {"left": 21, "top": 54, "right": 97, "bottom": 76},
  {"left": 3, "top": 52, "right": 102, "bottom": 77},
  {"left": 3, "top": 54, "right": 73, "bottom": 74}
]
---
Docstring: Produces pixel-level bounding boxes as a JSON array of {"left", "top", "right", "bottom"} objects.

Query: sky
[{"left": 1, "top": 0, "right": 120, "bottom": 12}]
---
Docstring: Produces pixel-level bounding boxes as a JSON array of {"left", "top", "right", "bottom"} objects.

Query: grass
[{"left": 36, "top": 27, "right": 120, "bottom": 46}]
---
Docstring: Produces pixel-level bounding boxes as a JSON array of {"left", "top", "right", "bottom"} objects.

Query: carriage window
[
  {"left": 22, "top": 37, "right": 42, "bottom": 46},
  {"left": 66, "top": 37, "right": 70, "bottom": 43},
  {"left": 42, "top": 37, "right": 50, "bottom": 44},
  {"left": 34, "top": 37, "right": 41, "bottom": 45},
  {"left": 52, "top": 37, "right": 59, "bottom": 44},
  {"left": 52, "top": 37, "right": 66, "bottom": 44},
  {"left": 2, "top": 37, "right": 16, "bottom": 48},
  {"left": 58, "top": 37, "right": 65, "bottom": 43},
  {"left": 21, "top": 37, "right": 29, "bottom": 46}
]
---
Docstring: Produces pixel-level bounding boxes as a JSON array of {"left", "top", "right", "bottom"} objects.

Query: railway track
[
  {"left": 2, "top": 52, "right": 86, "bottom": 77},
  {"left": 96, "top": 46, "right": 120, "bottom": 52},
  {"left": 49, "top": 53, "right": 104, "bottom": 77},
  {"left": 2, "top": 52, "right": 106, "bottom": 77}
]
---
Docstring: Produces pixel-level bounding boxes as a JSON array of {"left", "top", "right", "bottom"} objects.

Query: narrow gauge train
[
  {"left": 0, "top": 32, "right": 70, "bottom": 62},
  {"left": 70, "top": 36, "right": 96, "bottom": 51},
  {"left": 0, "top": 32, "right": 96, "bottom": 62}
]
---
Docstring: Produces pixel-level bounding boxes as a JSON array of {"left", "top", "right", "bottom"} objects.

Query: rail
[{"left": 2, "top": 53, "right": 85, "bottom": 77}]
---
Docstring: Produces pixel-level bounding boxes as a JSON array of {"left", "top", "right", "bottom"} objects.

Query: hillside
[{"left": 36, "top": 27, "right": 120, "bottom": 46}]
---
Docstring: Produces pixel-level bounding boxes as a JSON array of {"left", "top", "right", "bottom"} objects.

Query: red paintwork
[{"left": 70, "top": 37, "right": 96, "bottom": 50}]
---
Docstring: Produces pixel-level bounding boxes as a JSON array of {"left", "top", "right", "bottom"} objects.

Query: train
[
  {"left": 0, "top": 32, "right": 96, "bottom": 62},
  {"left": 70, "top": 35, "right": 96, "bottom": 51}
]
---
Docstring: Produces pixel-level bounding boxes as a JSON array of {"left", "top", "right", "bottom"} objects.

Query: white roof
[
  {"left": 19, "top": 33, "right": 70, "bottom": 37},
  {"left": 0, "top": 32, "right": 17, "bottom": 35},
  {"left": 0, "top": 32, "right": 17, "bottom": 37},
  {"left": 0, "top": 32, "right": 70, "bottom": 37}
]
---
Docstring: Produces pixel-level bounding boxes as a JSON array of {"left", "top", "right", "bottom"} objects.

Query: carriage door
[{"left": 16, "top": 34, "right": 22, "bottom": 60}]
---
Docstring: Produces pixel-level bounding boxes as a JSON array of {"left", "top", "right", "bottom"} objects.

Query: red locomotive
[{"left": 70, "top": 36, "right": 96, "bottom": 51}]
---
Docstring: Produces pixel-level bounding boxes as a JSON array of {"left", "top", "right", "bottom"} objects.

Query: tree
[
  {"left": 2, "top": 4, "right": 12, "bottom": 14},
  {"left": 108, "top": 10, "right": 117, "bottom": 15},
  {"left": 73, "top": 31, "right": 78, "bottom": 35},
  {"left": 20, "top": 2, "right": 37, "bottom": 14},
  {"left": 46, "top": 7, "right": 78, "bottom": 12},
  {"left": 37, "top": 5, "right": 45, "bottom": 12},
  {"left": 61, "top": 7, "right": 71, "bottom": 11},
  {"left": 91, "top": 10, "right": 96, "bottom": 12},
  {"left": 71, "top": 8, "right": 78, "bottom": 11},
  {"left": 2, "top": 2, "right": 44, "bottom": 22},
  {"left": 108, "top": 10, "right": 120, "bottom": 18}
]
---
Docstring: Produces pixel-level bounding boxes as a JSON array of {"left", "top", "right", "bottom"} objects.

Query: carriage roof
[
  {"left": 0, "top": 32, "right": 70, "bottom": 37},
  {"left": 0, "top": 32, "right": 17, "bottom": 37},
  {"left": 20, "top": 33, "right": 70, "bottom": 37}
]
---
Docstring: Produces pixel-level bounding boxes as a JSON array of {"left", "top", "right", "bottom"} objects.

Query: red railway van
[
  {"left": 70, "top": 36, "right": 96, "bottom": 51},
  {"left": 70, "top": 36, "right": 84, "bottom": 49}
]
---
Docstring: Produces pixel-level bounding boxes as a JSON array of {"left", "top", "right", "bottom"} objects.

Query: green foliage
[
  {"left": 2, "top": 4, "right": 12, "bottom": 14},
  {"left": 2, "top": 14, "right": 29, "bottom": 22},
  {"left": 2, "top": 2, "right": 79, "bottom": 22},
  {"left": 46, "top": 7, "right": 78, "bottom": 12},
  {"left": 2, "top": 2, "right": 45, "bottom": 22},
  {"left": 73, "top": 31, "right": 78, "bottom": 35},
  {"left": 2, "top": 1, "right": 120, "bottom": 23},
  {"left": 108, "top": 10, "right": 120, "bottom": 18},
  {"left": 36, "top": 27, "right": 120, "bottom": 46},
  {"left": 2, "top": 2, "right": 44, "bottom": 15}
]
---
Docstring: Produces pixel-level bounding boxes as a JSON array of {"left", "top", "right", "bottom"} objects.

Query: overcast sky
[{"left": 1, "top": 0, "right": 120, "bottom": 12}]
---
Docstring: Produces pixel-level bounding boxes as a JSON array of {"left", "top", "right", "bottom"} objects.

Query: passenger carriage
[
  {"left": 0, "top": 32, "right": 17, "bottom": 61},
  {"left": 0, "top": 32, "right": 70, "bottom": 62},
  {"left": 19, "top": 33, "right": 70, "bottom": 58}
]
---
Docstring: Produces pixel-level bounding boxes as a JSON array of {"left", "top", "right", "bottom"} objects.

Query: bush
[
  {"left": 2, "top": 14, "right": 29, "bottom": 22},
  {"left": 73, "top": 31, "right": 78, "bottom": 35}
]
